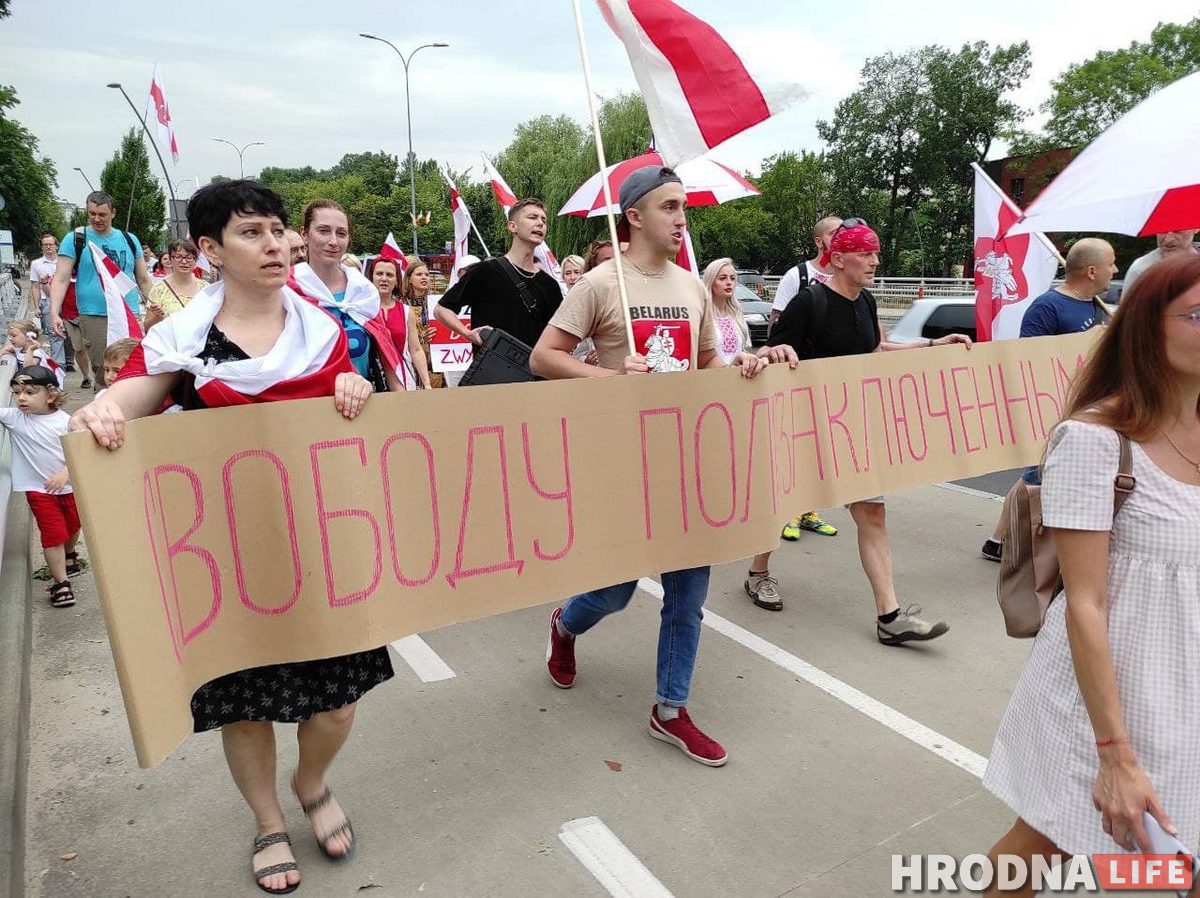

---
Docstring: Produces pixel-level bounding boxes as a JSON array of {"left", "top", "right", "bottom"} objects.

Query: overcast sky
[{"left": 5, "top": 0, "right": 1197, "bottom": 207}]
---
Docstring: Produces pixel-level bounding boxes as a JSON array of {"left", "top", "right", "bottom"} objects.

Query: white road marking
[
  {"left": 389, "top": 635, "right": 456, "bottom": 683},
  {"left": 935, "top": 481, "right": 1005, "bottom": 502},
  {"left": 637, "top": 577, "right": 664, "bottom": 599},
  {"left": 700, "top": 610, "right": 987, "bottom": 779},
  {"left": 559, "top": 817, "right": 675, "bottom": 898}
]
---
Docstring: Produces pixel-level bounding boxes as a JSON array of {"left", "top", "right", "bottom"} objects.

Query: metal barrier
[{"left": 760, "top": 275, "right": 975, "bottom": 311}]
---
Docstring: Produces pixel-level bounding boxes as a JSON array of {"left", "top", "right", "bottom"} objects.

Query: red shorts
[{"left": 26, "top": 491, "right": 81, "bottom": 548}]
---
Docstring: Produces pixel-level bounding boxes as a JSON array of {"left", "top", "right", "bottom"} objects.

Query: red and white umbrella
[
  {"left": 1006, "top": 70, "right": 1200, "bottom": 237},
  {"left": 558, "top": 150, "right": 759, "bottom": 218}
]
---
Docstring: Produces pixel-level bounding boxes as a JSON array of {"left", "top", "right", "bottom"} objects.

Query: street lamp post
[
  {"left": 359, "top": 34, "right": 449, "bottom": 256},
  {"left": 211, "top": 138, "right": 266, "bottom": 179},
  {"left": 106, "top": 83, "right": 179, "bottom": 235},
  {"left": 173, "top": 177, "right": 199, "bottom": 196},
  {"left": 73, "top": 167, "right": 96, "bottom": 191}
]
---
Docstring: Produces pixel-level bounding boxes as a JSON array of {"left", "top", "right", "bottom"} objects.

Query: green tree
[
  {"left": 100, "top": 128, "right": 167, "bottom": 249},
  {"left": 819, "top": 41, "right": 1031, "bottom": 275},
  {"left": 1039, "top": 17, "right": 1200, "bottom": 148},
  {"left": 0, "top": 85, "right": 66, "bottom": 253}
]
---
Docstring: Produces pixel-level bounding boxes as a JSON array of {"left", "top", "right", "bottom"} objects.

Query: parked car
[
  {"left": 1104, "top": 279, "right": 1123, "bottom": 304},
  {"left": 736, "top": 269, "right": 766, "bottom": 298},
  {"left": 886, "top": 297, "right": 977, "bottom": 344},
  {"left": 737, "top": 283, "right": 772, "bottom": 346}
]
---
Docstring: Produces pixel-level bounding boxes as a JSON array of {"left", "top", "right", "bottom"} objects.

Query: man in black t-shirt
[
  {"left": 436, "top": 198, "right": 562, "bottom": 348},
  {"left": 768, "top": 219, "right": 971, "bottom": 646}
]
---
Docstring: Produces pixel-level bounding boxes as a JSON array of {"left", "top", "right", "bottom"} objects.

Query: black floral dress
[{"left": 186, "top": 325, "right": 394, "bottom": 732}]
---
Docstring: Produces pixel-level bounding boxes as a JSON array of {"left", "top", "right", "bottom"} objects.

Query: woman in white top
[
  {"left": 982, "top": 253, "right": 1200, "bottom": 896},
  {"left": 701, "top": 258, "right": 784, "bottom": 610}
]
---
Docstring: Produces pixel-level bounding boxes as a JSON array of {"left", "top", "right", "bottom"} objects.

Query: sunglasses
[{"left": 834, "top": 217, "right": 868, "bottom": 234}]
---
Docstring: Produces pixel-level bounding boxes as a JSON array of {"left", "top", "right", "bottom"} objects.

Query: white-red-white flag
[
  {"left": 145, "top": 62, "right": 180, "bottom": 166},
  {"left": 597, "top": 0, "right": 807, "bottom": 165},
  {"left": 482, "top": 152, "right": 563, "bottom": 289},
  {"left": 88, "top": 241, "right": 145, "bottom": 344},
  {"left": 378, "top": 232, "right": 409, "bottom": 271},
  {"left": 674, "top": 223, "right": 699, "bottom": 275},
  {"left": 443, "top": 172, "right": 475, "bottom": 289},
  {"left": 971, "top": 163, "right": 1060, "bottom": 341},
  {"left": 482, "top": 153, "right": 518, "bottom": 217}
]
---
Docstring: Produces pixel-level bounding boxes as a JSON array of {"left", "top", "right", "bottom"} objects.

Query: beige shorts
[
  {"left": 79, "top": 314, "right": 109, "bottom": 357},
  {"left": 64, "top": 318, "right": 87, "bottom": 352}
]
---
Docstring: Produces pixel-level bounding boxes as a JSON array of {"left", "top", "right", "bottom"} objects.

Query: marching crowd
[{"left": 3, "top": 169, "right": 1198, "bottom": 896}]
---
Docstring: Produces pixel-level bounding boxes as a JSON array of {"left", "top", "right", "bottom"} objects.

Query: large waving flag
[
  {"left": 88, "top": 242, "right": 145, "bottom": 344},
  {"left": 482, "top": 152, "right": 563, "bottom": 288},
  {"left": 145, "top": 62, "right": 180, "bottom": 165},
  {"left": 378, "top": 232, "right": 409, "bottom": 271},
  {"left": 971, "top": 163, "right": 1060, "bottom": 342},
  {"left": 597, "top": 0, "right": 808, "bottom": 165},
  {"left": 443, "top": 172, "right": 475, "bottom": 289}
]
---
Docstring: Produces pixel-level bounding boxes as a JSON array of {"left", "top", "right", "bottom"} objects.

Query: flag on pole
[
  {"left": 443, "top": 172, "right": 474, "bottom": 289},
  {"left": 482, "top": 153, "right": 518, "bottom": 216},
  {"left": 145, "top": 62, "right": 180, "bottom": 165},
  {"left": 378, "top": 232, "right": 409, "bottom": 271},
  {"left": 597, "top": 0, "right": 808, "bottom": 165},
  {"left": 675, "top": 224, "right": 699, "bottom": 275},
  {"left": 88, "top": 241, "right": 145, "bottom": 344},
  {"left": 482, "top": 152, "right": 564, "bottom": 288},
  {"left": 971, "top": 163, "right": 1060, "bottom": 342}
]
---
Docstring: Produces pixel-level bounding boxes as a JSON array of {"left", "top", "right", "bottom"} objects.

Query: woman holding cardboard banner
[
  {"left": 982, "top": 255, "right": 1200, "bottom": 895},
  {"left": 70, "top": 181, "right": 393, "bottom": 895}
]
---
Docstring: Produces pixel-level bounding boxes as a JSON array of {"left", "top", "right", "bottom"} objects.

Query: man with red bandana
[{"left": 768, "top": 218, "right": 971, "bottom": 645}]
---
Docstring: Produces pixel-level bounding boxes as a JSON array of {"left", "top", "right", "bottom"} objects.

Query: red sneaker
[
  {"left": 546, "top": 607, "right": 576, "bottom": 688},
  {"left": 649, "top": 705, "right": 728, "bottom": 766}
]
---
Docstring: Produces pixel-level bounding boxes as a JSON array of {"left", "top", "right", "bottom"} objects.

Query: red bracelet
[{"left": 1096, "top": 736, "right": 1130, "bottom": 748}]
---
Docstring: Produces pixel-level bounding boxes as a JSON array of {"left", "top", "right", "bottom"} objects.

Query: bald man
[
  {"left": 980, "top": 237, "right": 1117, "bottom": 562},
  {"left": 1123, "top": 228, "right": 1198, "bottom": 295},
  {"left": 770, "top": 215, "right": 843, "bottom": 325}
]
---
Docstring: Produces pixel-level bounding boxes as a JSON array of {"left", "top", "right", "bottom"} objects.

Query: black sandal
[
  {"left": 65, "top": 551, "right": 87, "bottom": 577},
  {"left": 292, "top": 775, "right": 354, "bottom": 861},
  {"left": 49, "top": 580, "right": 75, "bottom": 608},
  {"left": 252, "top": 832, "right": 299, "bottom": 895}
]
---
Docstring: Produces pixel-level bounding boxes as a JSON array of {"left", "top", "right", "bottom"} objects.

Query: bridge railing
[{"left": 758, "top": 276, "right": 975, "bottom": 311}]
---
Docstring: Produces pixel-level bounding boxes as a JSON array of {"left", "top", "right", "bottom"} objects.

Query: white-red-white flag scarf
[
  {"left": 88, "top": 241, "right": 145, "bottom": 345},
  {"left": 597, "top": 0, "right": 807, "bottom": 165},
  {"left": 145, "top": 62, "right": 180, "bottom": 165},
  {"left": 125, "top": 282, "right": 349, "bottom": 404}
]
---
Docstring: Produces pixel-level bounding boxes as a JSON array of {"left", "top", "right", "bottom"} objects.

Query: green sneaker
[
  {"left": 799, "top": 512, "right": 837, "bottom": 537},
  {"left": 780, "top": 516, "right": 803, "bottom": 541}
]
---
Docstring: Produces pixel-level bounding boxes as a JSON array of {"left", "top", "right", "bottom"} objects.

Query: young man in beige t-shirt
[{"left": 531, "top": 165, "right": 794, "bottom": 766}]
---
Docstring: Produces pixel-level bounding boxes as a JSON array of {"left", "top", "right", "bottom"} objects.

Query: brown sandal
[
  {"left": 252, "top": 831, "right": 299, "bottom": 895},
  {"left": 292, "top": 775, "right": 354, "bottom": 861}
]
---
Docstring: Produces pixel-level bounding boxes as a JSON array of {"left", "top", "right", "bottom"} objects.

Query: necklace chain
[
  {"left": 1161, "top": 428, "right": 1200, "bottom": 473},
  {"left": 625, "top": 258, "right": 667, "bottom": 279},
  {"left": 505, "top": 256, "right": 537, "bottom": 279}
]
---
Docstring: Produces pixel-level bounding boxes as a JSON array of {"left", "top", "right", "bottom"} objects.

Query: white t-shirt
[
  {"left": 771, "top": 261, "right": 832, "bottom": 312},
  {"left": 0, "top": 408, "right": 72, "bottom": 493},
  {"left": 30, "top": 257, "right": 57, "bottom": 305}
]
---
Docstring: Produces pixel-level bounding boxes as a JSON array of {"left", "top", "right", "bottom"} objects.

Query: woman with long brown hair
[
  {"left": 981, "top": 254, "right": 1200, "bottom": 896},
  {"left": 401, "top": 259, "right": 443, "bottom": 388}
]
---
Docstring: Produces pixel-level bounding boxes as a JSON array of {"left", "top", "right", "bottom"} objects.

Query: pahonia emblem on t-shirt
[{"left": 634, "top": 320, "right": 692, "bottom": 372}]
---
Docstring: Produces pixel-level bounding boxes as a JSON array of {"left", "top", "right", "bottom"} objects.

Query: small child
[
  {"left": 101, "top": 337, "right": 140, "bottom": 390},
  {"left": 1, "top": 365, "right": 82, "bottom": 607},
  {"left": 1, "top": 319, "right": 65, "bottom": 388}
]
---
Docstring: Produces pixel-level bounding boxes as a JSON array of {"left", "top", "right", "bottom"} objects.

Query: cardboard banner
[
  {"left": 64, "top": 332, "right": 1096, "bottom": 767},
  {"left": 426, "top": 295, "right": 473, "bottom": 373}
]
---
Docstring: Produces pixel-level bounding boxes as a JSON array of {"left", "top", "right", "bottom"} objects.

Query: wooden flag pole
[{"left": 571, "top": 0, "right": 637, "bottom": 355}]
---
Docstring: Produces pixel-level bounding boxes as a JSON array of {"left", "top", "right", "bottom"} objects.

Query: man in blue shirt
[
  {"left": 981, "top": 237, "right": 1117, "bottom": 562},
  {"left": 48, "top": 191, "right": 153, "bottom": 390}
]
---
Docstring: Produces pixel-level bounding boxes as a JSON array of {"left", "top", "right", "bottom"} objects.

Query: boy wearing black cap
[
  {"left": 2, "top": 365, "right": 81, "bottom": 607},
  {"left": 531, "top": 165, "right": 791, "bottom": 766}
]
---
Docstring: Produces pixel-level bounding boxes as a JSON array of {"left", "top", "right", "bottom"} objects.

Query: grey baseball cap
[{"left": 618, "top": 165, "right": 683, "bottom": 214}]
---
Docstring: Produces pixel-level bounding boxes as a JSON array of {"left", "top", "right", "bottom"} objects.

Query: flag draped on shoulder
[
  {"left": 378, "top": 232, "right": 408, "bottom": 271},
  {"left": 146, "top": 62, "right": 180, "bottom": 165},
  {"left": 971, "top": 163, "right": 1060, "bottom": 342},
  {"left": 597, "top": 0, "right": 808, "bottom": 165},
  {"left": 88, "top": 241, "right": 145, "bottom": 345},
  {"left": 443, "top": 171, "right": 474, "bottom": 289}
]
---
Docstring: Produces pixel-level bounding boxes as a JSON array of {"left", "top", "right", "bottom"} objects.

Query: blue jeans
[
  {"left": 560, "top": 566, "right": 710, "bottom": 707},
  {"left": 1021, "top": 465, "right": 1041, "bottom": 486}
]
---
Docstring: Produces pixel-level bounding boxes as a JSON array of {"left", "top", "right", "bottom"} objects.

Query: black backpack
[{"left": 72, "top": 226, "right": 138, "bottom": 276}]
